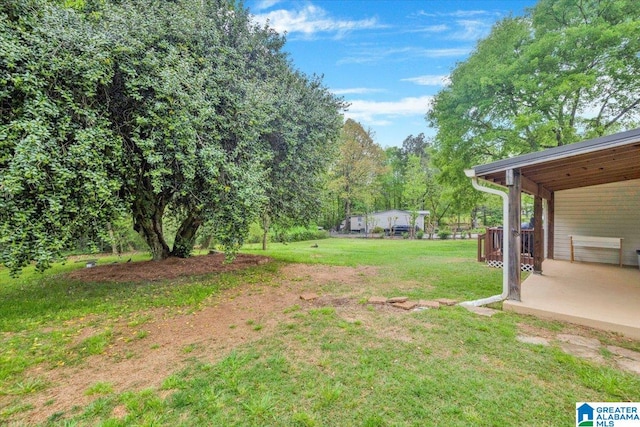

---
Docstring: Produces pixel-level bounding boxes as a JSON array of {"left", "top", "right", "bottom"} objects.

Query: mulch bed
[{"left": 67, "top": 253, "right": 272, "bottom": 283}]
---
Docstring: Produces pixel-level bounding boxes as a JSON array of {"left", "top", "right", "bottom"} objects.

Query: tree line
[
  {"left": 325, "top": 0, "right": 640, "bottom": 234},
  {"left": 322, "top": 121, "right": 457, "bottom": 234},
  {"left": 2, "top": 0, "right": 638, "bottom": 274}
]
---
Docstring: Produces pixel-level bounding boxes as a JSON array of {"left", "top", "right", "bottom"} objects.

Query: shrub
[
  {"left": 401, "top": 232, "right": 409, "bottom": 239},
  {"left": 416, "top": 230, "right": 424, "bottom": 240},
  {"left": 245, "top": 224, "right": 330, "bottom": 245},
  {"left": 277, "top": 226, "right": 329, "bottom": 243},
  {"left": 371, "top": 226, "right": 384, "bottom": 234},
  {"left": 437, "top": 229, "right": 452, "bottom": 240},
  {"left": 245, "top": 223, "right": 265, "bottom": 244}
]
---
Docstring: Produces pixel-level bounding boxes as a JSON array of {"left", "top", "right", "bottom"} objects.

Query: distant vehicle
[{"left": 384, "top": 225, "right": 418, "bottom": 236}]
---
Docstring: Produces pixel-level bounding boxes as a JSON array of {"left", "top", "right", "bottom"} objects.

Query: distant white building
[{"left": 348, "top": 209, "right": 430, "bottom": 233}]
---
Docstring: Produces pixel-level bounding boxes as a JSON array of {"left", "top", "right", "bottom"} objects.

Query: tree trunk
[
  {"left": 132, "top": 194, "right": 170, "bottom": 261},
  {"left": 344, "top": 199, "right": 351, "bottom": 233},
  {"left": 261, "top": 213, "right": 270, "bottom": 250},
  {"left": 106, "top": 222, "right": 118, "bottom": 255},
  {"left": 172, "top": 212, "right": 203, "bottom": 258},
  {"left": 200, "top": 234, "right": 213, "bottom": 250}
]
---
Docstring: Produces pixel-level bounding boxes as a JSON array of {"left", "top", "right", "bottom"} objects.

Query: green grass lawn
[
  {"left": 243, "top": 238, "right": 504, "bottom": 301},
  {"left": 1, "top": 238, "right": 639, "bottom": 426}
]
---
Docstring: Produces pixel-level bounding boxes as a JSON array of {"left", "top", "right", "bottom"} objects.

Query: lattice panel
[
  {"left": 486, "top": 260, "right": 533, "bottom": 272},
  {"left": 487, "top": 260, "right": 503, "bottom": 269}
]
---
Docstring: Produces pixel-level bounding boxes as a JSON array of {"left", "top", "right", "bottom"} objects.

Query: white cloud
[
  {"left": 414, "top": 9, "right": 498, "bottom": 41},
  {"left": 401, "top": 75, "right": 451, "bottom": 86},
  {"left": 331, "top": 88, "right": 385, "bottom": 95},
  {"left": 409, "top": 24, "right": 449, "bottom": 34},
  {"left": 417, "top": 9, "right": 497, "bottom": 18},
  {"left": 337, "top": 47, "right": 412, "bottom": 65},
  {"left": 450, "top": 19, "right": 492, "bottom": 41},
  {"left": 254, "top": 0, "right": 282, "bottom": 11},
  {"left": 450, "top": 10, "right": 497, "bottom": 18},
  {"left": 338, "top": 46, "right": 470, "bottom": 65},
  {"left": 423, "top": 47, "right": 471, "bottom": 57},
  {"left": 344, "top": 95, "right": 433, "bottom": 125},
  {"left": 252, "top": 4, "right": 380, "bottom": 38}
]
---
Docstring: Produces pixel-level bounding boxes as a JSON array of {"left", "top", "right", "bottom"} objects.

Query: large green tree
[
  {"left": 0, "top": 0, "right": 344, "bottom": 274},
  {"left": 428, "top": 0, "right": 640, "bottom": 185},
  {"left": 401, "top": 133, "right": 429, "bottom": 160},
  {"left": 258, "top": 71, "right": 345, "bottom": 249},
  {"left": 377, "top": 146, "right": 405, "bottom": 211},
  {"left": 1, "top": 1, "right": 122, "bottom": 273},
  {"left": 402, "top": 155, "right": 427, "bottom": 238},
  {"left": 376, "top": 134, "right": 430, "bottom": 212},
  {"left": 328, "top": 119, "right": 386, "bottom": 232},
  {"left": 402, "top": 154, "right": 453, "bottom": 237}
]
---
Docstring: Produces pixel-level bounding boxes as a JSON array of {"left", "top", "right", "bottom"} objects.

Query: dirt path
[{"left": 19, "top": 262, "right": 377, "bottom": 424}]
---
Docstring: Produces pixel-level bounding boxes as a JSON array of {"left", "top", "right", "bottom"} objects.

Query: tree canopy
[
  {"left": 257, "top": 71, "right": 345, "bottom": 248},
  {"left": 428, "top": 0, "right": 640, "bottom": 186},
  {"left": 0, "top": 0, "right": 344, "bottom": 274},
  {"left": 328, "top": 119, "right": 386, "bottom": 232}
]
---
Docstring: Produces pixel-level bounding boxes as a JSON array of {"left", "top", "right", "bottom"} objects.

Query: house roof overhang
[{"left": 466, "top": 127, "right": 640, "bottom": 198}]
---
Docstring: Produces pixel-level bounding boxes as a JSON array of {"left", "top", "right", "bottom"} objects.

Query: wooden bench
[{"left": 569, "top": 235, "right": 623, "bottom": 267}]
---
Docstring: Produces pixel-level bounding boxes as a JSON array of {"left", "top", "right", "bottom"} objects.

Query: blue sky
[{"left": 247, "top": 0, "right": 537, "bottom": 148}]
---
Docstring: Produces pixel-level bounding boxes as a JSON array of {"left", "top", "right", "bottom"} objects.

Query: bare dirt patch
[
  {"left": 516, "top": 323, "right": 640, "bottom": 375},
  {"left": 13, "top": 261, "right": 382, "bottom": 424},
  {"left": 516, "top": 323, "right": 558, "bottom": 340},
  {"left": 67, "top": 253, "right": 271, "bottom": 283}
]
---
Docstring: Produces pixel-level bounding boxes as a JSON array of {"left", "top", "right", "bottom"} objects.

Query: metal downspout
[{"left": 460, "top": 171, "right": 510, "bottom": 307}]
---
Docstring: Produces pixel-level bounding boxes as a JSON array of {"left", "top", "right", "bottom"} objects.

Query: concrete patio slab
[{"left": 503, "top": 260, "right": 640, "bottom": 340}]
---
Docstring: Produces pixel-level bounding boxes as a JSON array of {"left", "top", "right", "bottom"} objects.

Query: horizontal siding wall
[
  {"left": 554, "top": 179, "right": 640, "bottom": 266},
  {"left": 368, "top": 212, "right": 427, "bottom": 231}
]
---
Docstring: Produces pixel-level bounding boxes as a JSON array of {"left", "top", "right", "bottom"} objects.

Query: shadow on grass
[{"left": 0, "top": 261, "right": 280, "bottom": 332}]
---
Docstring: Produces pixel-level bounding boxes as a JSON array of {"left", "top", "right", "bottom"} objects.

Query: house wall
[
  {"left": 553, "top": 179, "right": 640, "bottom": 266},
  {"left": 369, "top": 210, "right": 414, "bottom": 231},
  {"left": 350, "top": 215, "right": 365, "bottom": 232},
  {"left": 350, "top": 210, "right": 428, "bottom": 232}
]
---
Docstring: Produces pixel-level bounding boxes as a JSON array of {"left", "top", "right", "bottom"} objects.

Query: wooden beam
[
  {"left": 520, "top": 175, "right": 552, "bottom": 200},
  {"left": 533, "top": 190, "right": 543, "bottom": 274},
  {"left": 506, "top": 169, "right": 521, "bottom": 301}
]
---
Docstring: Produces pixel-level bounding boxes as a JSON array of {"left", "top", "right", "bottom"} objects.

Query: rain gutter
[{"left": 459, "top": 169, "right": 509, "bottom": 307}]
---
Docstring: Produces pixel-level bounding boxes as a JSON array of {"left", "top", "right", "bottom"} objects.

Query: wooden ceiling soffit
[
  {"left": 472, "top": 131, "right": 640, "bottom": 194},
  {"left": 522, "top": 145, "right": 639, "bottom": 177},
  {"left": 522, "top": 152, "right": 640, "bottom": 191},
  {"left": 539, "top": 169, "right": 640, "bottom": 191}
]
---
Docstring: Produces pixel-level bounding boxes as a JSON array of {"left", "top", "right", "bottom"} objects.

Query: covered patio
[
  {"left": 504, "top": 260, "right": 640, "bottom": 340},
  {"left": 464, "top": 128, "right": 640, "bottom": 339}
]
